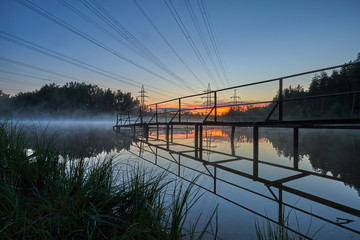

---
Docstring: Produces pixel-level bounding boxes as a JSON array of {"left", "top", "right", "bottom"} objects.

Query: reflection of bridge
[
  {"left": 119, "top": 130, "right": 360, "bottom": 239},
  {"left": 114, "top": 63, "right": 360, "bottom": 238}
]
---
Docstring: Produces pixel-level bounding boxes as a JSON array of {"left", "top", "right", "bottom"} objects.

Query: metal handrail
[{"left": 115, "top": 62, "right": 359, "bottom": 125}]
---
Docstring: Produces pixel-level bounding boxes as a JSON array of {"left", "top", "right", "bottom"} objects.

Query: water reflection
[
  {"left": 121, "top": 126, "right": 360, "bottom": 239},
  {"left": 26, "top": 122, "right": 133, "bottom": 158},
  {"left": 23, "top": 122, "right": 360, "bottom": 238}
]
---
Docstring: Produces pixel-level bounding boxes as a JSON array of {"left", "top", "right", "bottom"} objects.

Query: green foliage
[
  {"left": 255, "top": 207, "right": 324, "bottom": 240},
  {"left": 0, "top": 122, "right": 217, "bottom": 239},
  {"left": 223, "top": 54, "right": 360, "bottom": 121},
  {"left": 0, "top": 82, "right": 139, "bottom": 117}
]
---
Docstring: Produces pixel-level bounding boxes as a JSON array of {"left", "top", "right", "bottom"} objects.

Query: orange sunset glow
[
  {"left": 149, "top": 128, "right": 229, "bottom": 139},
  {"left": 157, "top": 103, "right": 268, "bottom": 116}
]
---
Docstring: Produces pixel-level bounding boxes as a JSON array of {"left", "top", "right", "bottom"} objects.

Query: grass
[
  {"left": 0, "top": 121, "right": 217, "bottom": 239},
  {"left": 255, "top": 206, "right": 324, "bottom": 240}
]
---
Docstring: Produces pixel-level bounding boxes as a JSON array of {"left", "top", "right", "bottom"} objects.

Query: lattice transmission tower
[
  {"left": 138, "top": 85, "right": 148, "bottom": 110},
  {"left": 202, "top": 83, "right": 213, "bottom": 107},
  {"left": 230, "top": 89, "right": 241, "bottom": 110}
]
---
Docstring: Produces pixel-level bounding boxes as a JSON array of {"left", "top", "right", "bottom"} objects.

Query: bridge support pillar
[
  {"left": 156, "top": 124, "right": 159, "bottom": 140},
  {"left": 293, "top": 127, "right": 299, "bottom": 169},
  {"left": 195, "top": 124, "right": 199, "bottom": 159},
  {"left": 166, "top": 124, "right": 170, "bottom": 150},
  {"left": 171, "top": 124, "right": 174, "bottom": 143},
  {"left": 231, "top": 126, "right": 235, "bottom": 156},
  {"left": 144, "top": 124, "right": 149, "bottom": 142},
  {"left": 253, "top": 124, "right": 259, "bottom": 179},
  {"left": 199, "top": 124, "right": 203, "bottom": 160}
]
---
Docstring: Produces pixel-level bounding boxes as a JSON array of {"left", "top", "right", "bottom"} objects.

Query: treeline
[
  {"left": 0, "top": 82, "right": 139, "bottom": 117},
  {"left": 224, "top": 53, "right": 360, "bottom": 120}
]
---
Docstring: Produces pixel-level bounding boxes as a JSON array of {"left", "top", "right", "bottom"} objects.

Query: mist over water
[{"left": 6, "top": 120, "right": 360, "bottom": 239}]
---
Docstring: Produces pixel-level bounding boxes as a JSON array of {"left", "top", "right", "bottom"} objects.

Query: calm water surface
[{"left": 21, "top": 120, "right": 360, "bottom": 239}]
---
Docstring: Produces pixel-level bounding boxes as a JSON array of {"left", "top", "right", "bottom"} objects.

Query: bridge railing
[{"left": 115, "top": 62, "right": 360, "bottom": 126}]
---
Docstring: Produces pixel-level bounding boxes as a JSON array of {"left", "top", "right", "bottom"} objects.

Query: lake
[{"left": 18, "top": 120, "right": 360, "bottom": 239}]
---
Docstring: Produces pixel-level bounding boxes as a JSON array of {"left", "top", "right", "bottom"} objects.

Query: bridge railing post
[
  {"left": 279, "top": 78, "right": 283, "bottom": 121},
  {"left": 293, "top": 127, "right": 299, "bottom": 169},
  {"left": 179, "top": 98, "right": 181, "bottom": 123},
  {"left": 156, "top": 104, "right": 158, "bottom": 123},
  {"left": 195, "top": 124, "right": 199, "bottom": 159},
  {"left": 156, "top": 104, "right": 159, "bottom": 139},
  {"left": 140, "top": 108, "right": 143, "bottom": 124},
  {"left": 199, "top": 124, "right": 203, "bottom": 160},
  {"left": 214, "top": 91, "right": 217, "bottom": 122},
  {"left": 166, "top": 123, "right": 169, "bottom": 150},
  {"left": 253, "top": 123, "right": 259, "bottom": 179}
]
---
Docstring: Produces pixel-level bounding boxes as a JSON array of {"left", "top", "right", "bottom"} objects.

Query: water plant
[
  {"left": 255, "top": 206, "right": 324, "bottom": 240},
  {"left": 0, "top": 121, "right": 217, "bottom": 239}
]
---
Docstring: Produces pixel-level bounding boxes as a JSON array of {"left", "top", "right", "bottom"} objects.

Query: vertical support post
[
  {"left": 195, "top": 124, "right": 199, "bottom": 159},
  {"left": 166, "top": 124, "right": 170, "bottom": 150},
  {"left": 156, "top": 125, "right": 159, "bottom": 140},
  {"left": 278, "top": 188, "right": 283, "bottom": 225},
  {"left": 156, "top": 104, "right": 158, "bottom": 123},
  {"left": 139, "top": 142, "right": 143, "bottom": 157},
  {"left": 293, "top": 127, "right": 299, "bottom": 169},
  {"left": 253, "top": 124, "right": 259, "bottom": 179},
  {"left": 128, "top": 111, "right": 130, "bottom": 124},
  {"left": 214, "top": 91, "right": 217, "bottom": 122},
  {"left": 214, "top": 167, "right": 217, "bottom": 194},
  {"left": 171, "top": 124, "right": 174, "bottom": 143},
  {"left": 199, "top": 124, "right": 203, "bottom": 160},
  {"left": 156, "top": 104, "right": 159, "bottom": 139},
  {"left": 179, "top": 98, "right": 181, "bottom": 122},
  {"left": 145, "top": 124, "right": 149, "bottom": 142},
  {"left": 279, "top": 78, "right": 283, "bottom": 121},
  {"left": 186, "top": 118, "right": 189, "bottom": 139},
  {"left": 155, "top": 147, "right": 158, "bottom": 165},
  {"left": 178, "top": 155, "right": 181, "bottom": 176},
  {"left": 140, "top": 108, "right": 143, "bottom": 124},
  {"left": 231, "top": 126, "right": 235, "bottom": 156}
]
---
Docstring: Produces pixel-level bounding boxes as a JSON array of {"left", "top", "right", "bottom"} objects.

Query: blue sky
[{"left": 0, "top": 0, "right": 359, "bottom": 104}]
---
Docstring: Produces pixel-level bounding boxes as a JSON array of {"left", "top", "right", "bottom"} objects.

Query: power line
[
  {"left": 132, "top": 0, "right": 206, "bottom": 89},
  {"left": 229, "top": 89, "right": 241, "bottom": 110},
  {"left": 163, "top": 0, "right": 220, "bottom": 89},
  {"left": 0, "top": 69, "right": 67, "bottom": 85},
  {"left": 59, "top": 0, "right": 197, "bottom": 92},
  {"left": 184, "top": 0, "right": 224, "bottom": 87},
  {"left": 14, "top": 0, "right": 193, "bottom": 92},
  {"left": 79, "top": 0, "right": 197, "bottom": 92},
  {"left": 0, "top": 57, "right": 86, "bottom": 84},
  {"left": 201, "top": 83, "right": 213, "bottom": 107},
  {"left": 137, "top": 85, "right": 148, "bottom": 109},
  {"left": 0, "top": 31, "right": 176, "bottom": 98},
  {"left": 198, "top": 0, "right": 229, "bottom": 86},
  {"left": 0, "top": 77, "right": 41, "bottom": 87}
]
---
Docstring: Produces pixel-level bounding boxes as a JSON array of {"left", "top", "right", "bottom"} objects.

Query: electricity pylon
[{"left": 138, "top": 85, "right": 148, "bottom": 110}]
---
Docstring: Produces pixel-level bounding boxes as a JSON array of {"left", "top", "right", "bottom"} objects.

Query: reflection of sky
[
  {"left": 127, "top": 126, "right": 360, "bottom": 239},
  {"left": 18, "top": 121, "right": 360, "bottom": 239}
]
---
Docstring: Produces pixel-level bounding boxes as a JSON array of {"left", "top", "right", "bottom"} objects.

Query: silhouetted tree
[{"left": 0, "top": 82, "right": 139, "bottom": 117}]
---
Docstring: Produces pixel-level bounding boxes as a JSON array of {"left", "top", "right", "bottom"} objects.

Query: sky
[{"left": 0, "top": 0, "right": 359, "bottom": 106}]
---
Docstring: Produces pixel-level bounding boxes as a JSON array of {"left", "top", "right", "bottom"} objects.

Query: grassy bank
[{"left": 0, "top": 122, "right": 216, "bottom": 239}]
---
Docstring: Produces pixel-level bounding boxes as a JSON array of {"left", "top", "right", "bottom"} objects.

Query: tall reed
[{"left": 0, "top": 121, "right": 216, "bottom": 239}]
